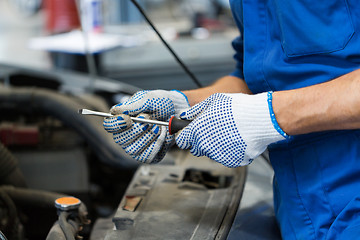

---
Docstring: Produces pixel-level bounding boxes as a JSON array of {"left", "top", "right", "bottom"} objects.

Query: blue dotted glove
[
  {"left": 175, "top": 92, "right": 289, "bottom": 167},
  {"left": 112, "top": 90, "right": 190, "bottom": 120},
  {"left": 103, "top": 90, "right": 190, "bottom": 163}
]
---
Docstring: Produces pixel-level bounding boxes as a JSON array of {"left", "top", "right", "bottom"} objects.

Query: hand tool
[{"left": 78, "top": 109, "right": 190, "bottom": 135}]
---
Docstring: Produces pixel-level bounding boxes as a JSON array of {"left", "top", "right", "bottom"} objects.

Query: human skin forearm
[
  {"left": 273, "top": 69, "right": 360, "bottom": 135},
  {"left": 182, "top": 75, "right": 252, "bottom": 106}
]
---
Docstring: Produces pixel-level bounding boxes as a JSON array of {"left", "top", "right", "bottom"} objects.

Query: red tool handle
[{"left": 168, "top": 116, "right": 191, "bottom": 135}]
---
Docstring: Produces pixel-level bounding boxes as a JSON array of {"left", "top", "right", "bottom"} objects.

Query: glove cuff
[
  {"left": 228, "top": 92, "right": 288, "bottom": 159},
  {"left": 170, "top": 90, "right": 191, "bottom": 117},
  {"left": 267, "top": 91, "right": 290, "bottom": 139}
]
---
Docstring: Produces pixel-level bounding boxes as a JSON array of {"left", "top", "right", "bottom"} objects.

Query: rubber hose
[
  {"left": 0, "top": 190, "right": 19, "bottom": 239},
  {"left": 0, "top": 186, "right": 89, "bottom": 221},
  {"left": 0, "top": 87, "right": 138, "bottom": 169},
  {"left": 0, "top": 142, "right": 27, "bottom": 187},
  {"left": 59, "top": 212, "right": 75, "bottom": 240},
  {"left": 46, "top": 219, "right": 79, "bottom": 240}
]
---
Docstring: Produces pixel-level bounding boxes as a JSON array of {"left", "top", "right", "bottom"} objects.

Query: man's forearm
[
  {"left": 273, "top": 69, "right": 360, "bottom": 135},
  {"left": 183, "top": 76, "right": 252, "bottom": 106}
]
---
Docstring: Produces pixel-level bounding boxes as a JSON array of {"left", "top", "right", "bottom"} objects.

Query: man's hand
[
  {"left": 176, "top": 92, "right": 289, "bottom": 167},
  {"left": 103, "top": 90, "right": 190, "bottom": 163},
  {"left": 111, "top": 90, "right": 190, "bottom": 120}
]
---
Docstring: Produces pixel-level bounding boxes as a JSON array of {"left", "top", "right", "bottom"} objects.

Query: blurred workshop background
[{"left": 0, "top": 0, "right": 238, "bottom": 90}]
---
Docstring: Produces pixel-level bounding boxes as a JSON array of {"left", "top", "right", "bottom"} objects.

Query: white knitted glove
[
  {"left": 176, "top": 92, "right": 289, "bottom": 167},
  {"left": 112, "top": 90, "right": 190, "bottom": 120},
  {"left": 103, "top": 90, "right": 189, "bottom": 163}
]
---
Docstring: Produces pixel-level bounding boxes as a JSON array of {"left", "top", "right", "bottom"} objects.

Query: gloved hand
[
  {"left": 103, "top": 90, "right": 190, "bottom": 163},
  {"left": 175, "top": 92, "right": 289, "bottom": 167}
]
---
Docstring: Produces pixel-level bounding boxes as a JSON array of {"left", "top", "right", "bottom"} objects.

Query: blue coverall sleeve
[
  {"left": 230, "top": 35, "right": 245, "bottom": 80},
  {"left": 229, "top": 0, "right": 245, "bottom": 80}
]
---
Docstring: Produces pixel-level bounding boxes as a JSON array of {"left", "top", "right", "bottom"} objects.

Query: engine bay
[{"left": 0, "top": 65, "right": 247, "bottom": 240}]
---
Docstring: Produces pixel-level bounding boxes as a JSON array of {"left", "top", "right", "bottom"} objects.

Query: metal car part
[{"left": 91, "top": 151, "right": 247, "bottom": 240}]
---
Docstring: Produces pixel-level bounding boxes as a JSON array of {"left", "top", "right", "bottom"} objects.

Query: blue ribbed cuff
[{"left": 267, "top": 91, "right": 290, "bottom": 139}]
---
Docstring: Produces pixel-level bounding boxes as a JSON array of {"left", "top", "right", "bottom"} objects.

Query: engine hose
[
  {"left": 59, "top": 212, "right": 76, "bottom": 240},
  {"left": 0, "top": 142, "right": 27, "bottom": 188},
  {"left": 46, "top": 220, "right": 79, "bottom": 240},
  {"left": 0, "top": 185, "right": 65, "bottom": 209},
  {"left": 0, "top": 190, "right": 21, "bottom": 239},
  {"left": 46, "top": 218, "right": 79, "bottom": 240},
  {"left": 0, "top": 87, "right": 139, "bottom": 169},
  {"left": 0, "top": 185, "right": 89, "bottom": 224},
  {"left": 0, "top": 186, "right": 89, "bottom": 240},
  {"left": 0, "top": 185, "right": 83, "bottom": 213}
]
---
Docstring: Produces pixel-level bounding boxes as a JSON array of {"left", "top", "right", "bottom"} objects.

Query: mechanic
[{"left": 104, "top": 0, "right": 360, "bottom": 239}]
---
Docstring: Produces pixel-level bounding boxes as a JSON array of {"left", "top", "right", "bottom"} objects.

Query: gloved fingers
[
  {"left": 178, "top": 127, "right": 209, "bottom": 158},
  {"left": 179, "top": 94, "right": 216, "bottom": 120},
  {"left": 110, "top": 90, "right": 150, "bottom": 115},
  {"left": 103, "top": 114, "right": 132, "bottom": 133},
  {"left": 189, "top": 137, "right": 208, "bottom": 157},
  {"left": 122, "top": 125, "right": 162, "bottom": 156},
  {"left": 175, "top": 121, "right": 197, "bottom": 150},
  {"left": 128, "top": 125, "right": 168, "bottom": 164},
  {"left": 132, "top": 140, "right": 158, "bottom": 163},
  {"left": 152, "top": 132, "right": 175, "bottom": 163},
  {"left": 110, "top": 90, "right": 176, "bottom": 121},
  {"left": 178, "top": 127, "right": 206, "bottom": 157},
  {"left": 112, "top": 114, "right": 151, "bottom": 146},
  {"left": 112, "top": 100, "right": 150, "bottom": 117},
  {"left": 121, "top": 98, "right": 175, "bottom": 121}
]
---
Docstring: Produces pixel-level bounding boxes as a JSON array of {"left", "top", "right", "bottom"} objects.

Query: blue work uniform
[{"left": 229, "top": 0, "right": 360, "bottom": 239}]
